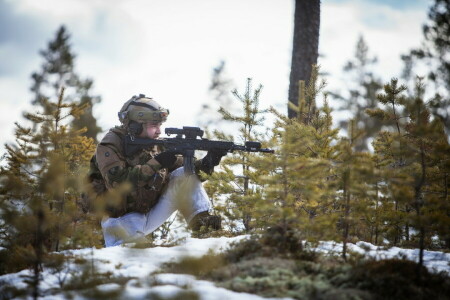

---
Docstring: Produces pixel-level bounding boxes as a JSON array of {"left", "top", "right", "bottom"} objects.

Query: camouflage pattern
[
  {"left": 118, "top": 95, "right": 169, "bottom": 127},
  {"left": 93, "top": 126, "right": 183, "bottom": 217},
  {"left": 79, "top": 155, "right": 107, "bottom": 214}
]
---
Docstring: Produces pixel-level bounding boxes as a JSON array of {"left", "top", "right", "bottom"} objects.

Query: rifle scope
[{"left": 165, "top": 126, "right": 204, "bottom": 139}]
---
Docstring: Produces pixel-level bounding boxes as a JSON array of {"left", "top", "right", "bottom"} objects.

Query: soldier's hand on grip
[{"left": 154, "top": 151, "right": 177, "bottom": 168}]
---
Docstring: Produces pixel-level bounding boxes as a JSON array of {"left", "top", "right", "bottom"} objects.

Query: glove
[
  {"left": 201, "top": 149, "right": 227, "bottom": 170},
  {"left": 154, "top": 151, "right": 177, "bottom": 169}
]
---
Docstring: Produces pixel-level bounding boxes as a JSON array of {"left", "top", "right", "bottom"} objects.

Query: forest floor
[{"left": 0, "top": 235, "right": 449, "bottom": 299}]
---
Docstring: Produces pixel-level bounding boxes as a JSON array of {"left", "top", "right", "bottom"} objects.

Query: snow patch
[{"left": 0, "top": 236, "right": 448, "bottom": 300}]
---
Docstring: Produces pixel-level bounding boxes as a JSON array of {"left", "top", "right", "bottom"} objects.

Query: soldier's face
[{"left": 140, "top": 122, "right": 162, "bottom": 139}]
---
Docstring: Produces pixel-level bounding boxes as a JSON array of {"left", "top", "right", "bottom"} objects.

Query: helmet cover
[{"left": 118, "top": 94, "right": 169, "bottom": 126}]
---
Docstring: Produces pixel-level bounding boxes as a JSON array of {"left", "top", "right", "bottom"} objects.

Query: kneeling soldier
[{"left": 88, "top": 94, "right": 223, "bottom": 247}]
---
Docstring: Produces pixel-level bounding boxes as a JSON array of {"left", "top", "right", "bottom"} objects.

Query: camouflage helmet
[{"left": 118, "top": 94, "right": 169, "bottom": 127}]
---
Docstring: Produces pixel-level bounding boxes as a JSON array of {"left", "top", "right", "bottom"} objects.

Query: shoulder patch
[{"left": 96, "top": 144, "right": 125, "bottom": 180}]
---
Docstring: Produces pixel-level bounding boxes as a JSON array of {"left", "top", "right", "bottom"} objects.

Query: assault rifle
[{"left": 124, "top": 126, "right": 274, "bottom": 174}]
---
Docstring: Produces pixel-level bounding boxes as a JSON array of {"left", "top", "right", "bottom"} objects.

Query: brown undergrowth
[{"left": 160, "top": 229, "right": 450, "bottom": 300}]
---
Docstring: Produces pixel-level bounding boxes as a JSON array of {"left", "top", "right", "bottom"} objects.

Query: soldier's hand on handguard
[
  {"left": 201, "top": 149, "right": 228, "bottom": 170},
  {"left": 154, "top": 151, "right": 177, "bottom": 169}
]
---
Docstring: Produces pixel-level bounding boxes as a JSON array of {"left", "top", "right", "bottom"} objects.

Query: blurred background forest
[{"left": 0, "top": 0, "right": 449, "bottom": 299}]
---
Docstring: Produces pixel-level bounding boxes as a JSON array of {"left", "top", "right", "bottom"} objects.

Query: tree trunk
[
  {"left": 342, "top": 175, "right": 350, "bottom": 262},
  {"left": 288, "top": 0, "right": 321, "bottom": 119},
  {"left": 394, "top": 200, "right": 399, "bottom": 245},
  {"left": 243, "top": 166, "right": 251, "bottom": 232},
  {"left": 375, "top": 181, "right": 379, "bottom": 245},
  {"left": 416, "top": 142, "right": 427, "bottom": 279},
  {"left": 33, "top": 209, "right": 45, "bottom": 300}
]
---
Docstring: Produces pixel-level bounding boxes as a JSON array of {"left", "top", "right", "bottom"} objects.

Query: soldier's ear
[{"left": 129, "top": 121, "right": 143, "bottom": 136}]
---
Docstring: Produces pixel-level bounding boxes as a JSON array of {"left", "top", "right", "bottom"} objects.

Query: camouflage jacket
[{"left": 90, "top": 126, "right": 186, "bottom": 217}]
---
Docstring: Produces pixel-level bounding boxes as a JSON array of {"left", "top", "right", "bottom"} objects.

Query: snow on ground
[
  {"left": 0, "top": 236, "right": 449, "bottom": 299},
  {"left": 68, "top": 235, "right": 248, "bottom": 282},
  {"left": 315, "top": 241, "right": 450, "bottom": 274}
]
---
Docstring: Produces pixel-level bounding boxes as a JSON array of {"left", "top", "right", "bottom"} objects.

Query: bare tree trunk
[
  {"left": 416, "top": 142, "right": 427, "bottom": 280},
  {"left": 405, "top": 214, "right": 410, "bottom": 241},
  {"left": 444, "top": 173, "right": 450, "bottom": 249},
  {"left": 375, "top": 181, "right": 379, "bottom": 245},
  {"left": 243, "top": 165, "right": 252, "bottom": 232},
  {"left": 342, "top": 175, "right": 350, "bottom": 262},
  {"left": 394, "top": 200, "right": 399, "bottom": 245},
  {"left": 288, "top": 0, "right": 320, "bottom": 119},
  {"left": 33, "top": 209, "right": 45, "bottom": 300}
]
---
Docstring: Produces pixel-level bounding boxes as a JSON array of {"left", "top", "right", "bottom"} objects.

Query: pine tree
[
  {"left": 254, "top": 66, "right": 340, "bottom": 250},
  {"left": 403, "top": 0, "right": 450, "bottom": 91},
  {"left": 0, "top": 87, "right": 99, "bottom": 290},
  {"left": 402, "top": 78, "right": 450, "bottom": 270},
  {"left": 367, "top": 79, "right": 410, "bottom": 244},
  {"left": 197, "top": 61, "right": 235, "bottom": 128},
  {"left": 203, "top": 78, "right": 267, "bottom": 232},
  {"left": 30, "top": 25, "right": 102, "bottom": 141},
  {"left": 367, "top": 148, "right": 392, "bottom": 245},
  {"left": 330, "top": 120, "right": 375, "bottom": 260},
  {"left": 368, "top": 77, "right": 450, "bottom": 271},
  {"left": 332, "top": 36, "right": 383, "bottom": 151},
  {"left": 401, "top": 0, "right": 450, "bottom": 133}
]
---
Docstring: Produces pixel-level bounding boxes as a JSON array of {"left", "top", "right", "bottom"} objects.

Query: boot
[{"left": 189, "top": 211, "right": 221, "bottom": 232}]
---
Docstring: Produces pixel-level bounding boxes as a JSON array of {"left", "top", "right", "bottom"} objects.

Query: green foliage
[
  {"left": 162, "top": 236, "right": 450, "bottom": 300},
  {"left": 0, "top": 87, "right": 101, "bottom": 298},
  {"left": 254, "top": 66, "right": 339, "bottom": 249},
  {"left": 62, "top": 267, "right": 131, "bottom": 299},
  {"left": 332, "top": 36, "right": 383, "bottom": 151},
  {"left": 162, "top": 250, "right": 226, "bottom": 277},
  {"left": 369, "top": 77, "right": 450, "bottom": 266},
  {"left": 203, "top": 78, "right": 268, "bottom": 232},
  {"left": 30, "top": 25, "right": 102, "bottom": 142},
  {"left": 329, "top": 120, "right": 376, "bottom": 260},
  {"left": 197, "top": 60, "right": 235, "bottom": 128},
  {"left": 347, "top": 259, "right": 450, "bottom": 300},
  {"left": 207, "top": 68, "right": 448, "bottom": 270},
  {"left": 402, "top": 0, "right": 450, "bottom": 91},
  {"left": 0, "top": 27, "right": 105, "bottom": 279},
  {"left": 401, "top": 0, "right": 450, "bottom": 132}
]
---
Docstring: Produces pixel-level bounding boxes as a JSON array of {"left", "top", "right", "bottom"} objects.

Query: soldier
[{"left": 89, "top": 94, "right": 224, "bottom": 247}]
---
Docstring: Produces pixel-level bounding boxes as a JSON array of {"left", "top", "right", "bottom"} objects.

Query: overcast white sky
[{"left": 0, "top": 0, "right": 430, "bottom": 152}]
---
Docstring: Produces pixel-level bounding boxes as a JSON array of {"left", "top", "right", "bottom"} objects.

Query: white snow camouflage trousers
[{"left": 101, "top": 167, "right": 211, "bottom": 247}]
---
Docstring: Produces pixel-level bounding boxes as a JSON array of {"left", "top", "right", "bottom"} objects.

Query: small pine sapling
[{"left": 204, "top": 78, "right": 268, "bottom": 233}]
